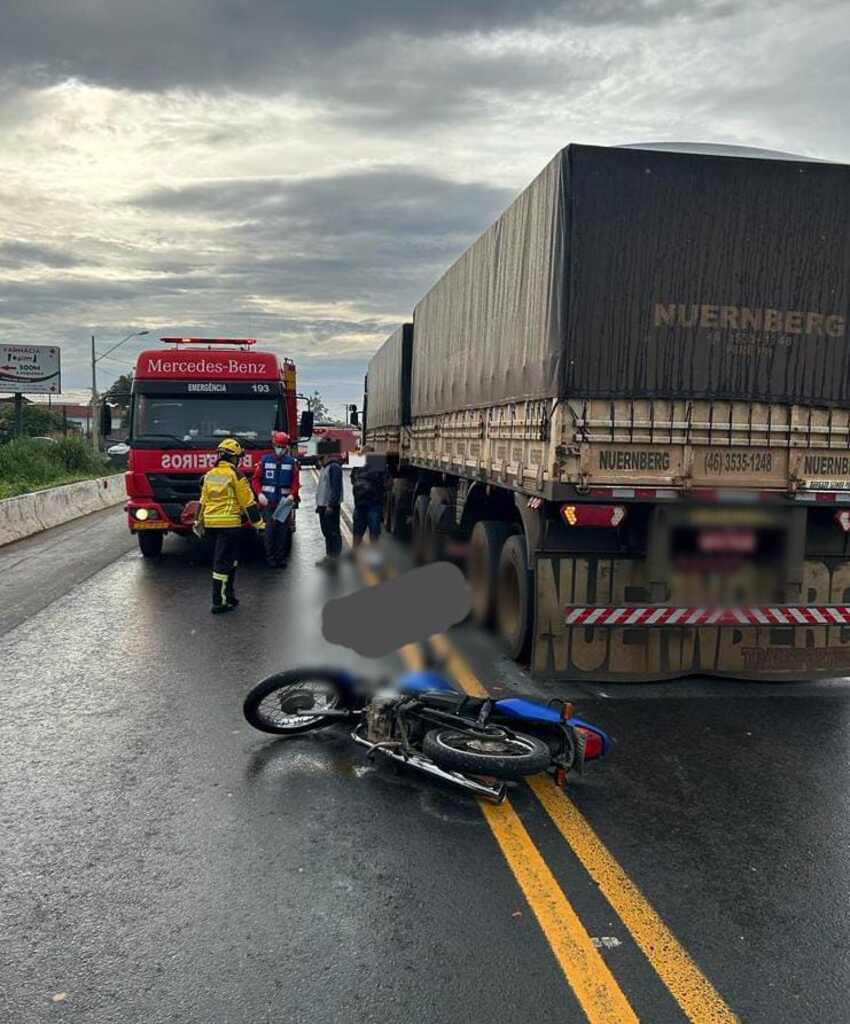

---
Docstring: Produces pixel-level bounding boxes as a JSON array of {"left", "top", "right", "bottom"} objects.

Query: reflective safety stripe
[
  {"left": 563, "top": 604, "right": 850, "bottom": 627},
  {"left": 212, "top": 571, "right": 228, "bottom": 603}
]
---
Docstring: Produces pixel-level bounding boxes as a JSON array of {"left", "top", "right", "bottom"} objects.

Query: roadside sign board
[{"left": 0, "top": 344, "right": 61, "bottom": 394}]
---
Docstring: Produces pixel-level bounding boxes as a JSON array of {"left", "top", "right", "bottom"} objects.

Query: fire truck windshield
[{"left": 130, "top": 392, "right": 286, "bottom": 448}]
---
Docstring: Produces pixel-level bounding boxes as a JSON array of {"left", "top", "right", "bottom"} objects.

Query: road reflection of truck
[
  {"left": 124, "top": 338, "right": 311, "bottom": 557},
  {"left": 363, "top": 143, "right": 850, "bottom": 681}
]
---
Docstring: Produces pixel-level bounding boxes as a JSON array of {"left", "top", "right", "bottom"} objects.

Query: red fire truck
[{"left": 124, "top": 338, "right": 306, "bottom": 557}]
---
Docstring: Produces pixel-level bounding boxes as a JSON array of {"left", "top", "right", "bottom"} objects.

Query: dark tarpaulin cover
[
  {"left": 411, "top": 145, "right": 850, "bottom": 416},
  {"left": 412, "top": 153, "right": 567, "bottom": 416},
  {"left": 365, "top": 323, "right": 413, "bottom": 429}
]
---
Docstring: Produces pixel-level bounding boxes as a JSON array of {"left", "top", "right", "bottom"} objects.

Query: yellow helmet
[{"left": 217, "top": 437, "right": 244, "bottom": 458}]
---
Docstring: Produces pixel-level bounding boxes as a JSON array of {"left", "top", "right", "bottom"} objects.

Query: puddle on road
[{"left": 244, "top": 730, "right": 485, "bottom": 827}]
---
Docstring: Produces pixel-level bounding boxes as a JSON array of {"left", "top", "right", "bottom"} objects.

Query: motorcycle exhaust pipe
[{"left": 351, "top": 727, "right": 506, "bottom": 803}]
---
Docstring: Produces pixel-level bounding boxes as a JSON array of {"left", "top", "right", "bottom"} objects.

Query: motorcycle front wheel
[
  {"left": 243, "top": 669, "right": 349, "bottom": 735},
  {"left": 422, "top": 727, "right": 550, "bottom": 780}
]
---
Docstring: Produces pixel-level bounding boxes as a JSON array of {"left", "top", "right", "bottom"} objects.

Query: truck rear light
[
  {"left": 836, "top": 510, "right": 850, "bottom": 533},
  {"left": 561, "top": 504, "right": 626, "bottom": 528}
]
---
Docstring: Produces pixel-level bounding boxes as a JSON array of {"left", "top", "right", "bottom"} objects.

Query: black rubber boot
[{"left": 225, "top": 568, "right": 239, "bottom": 608}]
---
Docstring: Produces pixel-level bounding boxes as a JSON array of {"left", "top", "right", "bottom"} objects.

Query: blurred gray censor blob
[{"left": 322, "top": 562, "right": 470, "bottom": 658}]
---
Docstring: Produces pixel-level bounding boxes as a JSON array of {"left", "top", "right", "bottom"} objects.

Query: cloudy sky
[{"left": 1, "top": 0, "right": 848, "bottom": 411}]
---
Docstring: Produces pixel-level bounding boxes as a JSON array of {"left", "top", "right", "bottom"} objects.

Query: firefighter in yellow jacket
[{"left": 198, "top": 438, "right": 264, "bottom": 614}]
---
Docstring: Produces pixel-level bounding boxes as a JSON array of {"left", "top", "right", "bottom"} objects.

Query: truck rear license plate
[{"left": 697, "top": 528, "right": 757, "bottom": 554}]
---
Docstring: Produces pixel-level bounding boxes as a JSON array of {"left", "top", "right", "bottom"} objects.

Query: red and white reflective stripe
[
  {"left": 564, "top": 605, "right": 850, "bottom": 627},
  {"left": 795, "top": 491, "right": 850, "bottom": 504},
  {"left": 589, "top": 487, "right": 678, "bottom": 500}
]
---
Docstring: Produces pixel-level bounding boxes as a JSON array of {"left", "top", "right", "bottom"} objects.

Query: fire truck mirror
[
  {"left": 100, "top": 402, "right": 113, "bottom": 438},
  {"left": 299, "top": 409, "right": 314, "bottom": 439},
  {"left": 349, "top": 404, "right": 359, "bottom": 427}
]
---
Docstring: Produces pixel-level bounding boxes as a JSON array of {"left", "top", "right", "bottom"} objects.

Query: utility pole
[
  {"left": 14, "top": 393, "right": 23, "bottom": 437},
  {"left": 90, "top": 334, "right": 98, "bottom": 451}
]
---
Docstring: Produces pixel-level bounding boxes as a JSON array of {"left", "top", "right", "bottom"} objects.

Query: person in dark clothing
[
  {"left": 351, "top": 455, "right": 387, "bottom": 548},
  {"left": 252, "top": 431, "right": 300, "bottom": 568},
  {"left": 315, "top": 440, "right": 344, "bottom": 566}
]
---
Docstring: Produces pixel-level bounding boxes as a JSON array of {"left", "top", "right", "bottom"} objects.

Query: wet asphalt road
[{"left": 2, "top": 476, "right": 850, "bottom": 1023}]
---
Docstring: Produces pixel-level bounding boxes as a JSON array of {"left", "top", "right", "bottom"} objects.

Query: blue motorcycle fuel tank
[{"left": 397, "top": 671, "right": 459, "bottom": 695}]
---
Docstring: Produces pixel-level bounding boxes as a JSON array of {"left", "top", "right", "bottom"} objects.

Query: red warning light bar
[{"left": 160, "top": 337, "right": 257, "bottom": 347}]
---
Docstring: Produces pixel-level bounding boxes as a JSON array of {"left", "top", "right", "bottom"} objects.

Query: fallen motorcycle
[{"left": 242, "top": 664, "right": 609, "bottom": 802}]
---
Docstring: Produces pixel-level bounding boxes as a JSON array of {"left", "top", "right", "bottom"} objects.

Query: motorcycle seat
[{"left": 416, "top": 691, "right": 488, "bottom": 717}]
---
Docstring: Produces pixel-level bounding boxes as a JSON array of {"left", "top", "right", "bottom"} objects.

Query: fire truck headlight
[{"left": 135, "top": 508, "right": 150, "bottom": 521}]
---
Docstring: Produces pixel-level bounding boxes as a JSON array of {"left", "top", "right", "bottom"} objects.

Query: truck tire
[
  {"left": 496, "top": 534, "right": 533, "bottom": 661},
  {"left": 467, "top": 521, "right": 510, "bottom": 625},
  {"left": 424, "top": 498, "right": 452, "bottom": 563},
  {"left": 138, "top": 531, "right": 164, "bottom": 558},
  {"left": 412, "top": 495, "right": 431, "bottom": 564},
  {"left": 390, "top": 499, "right": 410, "bottom": 540}
]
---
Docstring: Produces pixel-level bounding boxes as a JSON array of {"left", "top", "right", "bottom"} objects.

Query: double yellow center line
[{"left": 328, "top": 477, "right": 738, "bottom": 1022}]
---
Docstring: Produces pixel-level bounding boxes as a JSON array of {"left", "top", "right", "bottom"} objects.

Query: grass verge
[{"left": 0, "top": 437, "right": 112, "bottom": 500}]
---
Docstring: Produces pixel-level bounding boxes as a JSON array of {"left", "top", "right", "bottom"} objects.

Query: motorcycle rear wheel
[
  {"left": 243, "top": 669, "right": 348, "bottom": 735},
  {"left": 422, "top": 727, "right": 550, "bottom": 780}
]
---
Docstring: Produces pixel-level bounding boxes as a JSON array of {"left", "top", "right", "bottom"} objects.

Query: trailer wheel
[
  {"left": 467, "top": 521, "right": 510, "bottom": 625},
  {"left": 137, "top": 531, "right": 164, "bottom": 558},
  {"left": 412, "top": 495, "right": 431, "bottom": 564},
  {"left": 496, "top": 534, "right": 533, "bottom": 661},
  {"left": 390, "top": 499, "right": 410, "bottom": 541},
  {"left": 424, "top": 498, "right": 453, "bottom": 563}
]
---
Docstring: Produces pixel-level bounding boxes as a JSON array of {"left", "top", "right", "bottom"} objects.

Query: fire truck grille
[{"left": 147, "top": 473, "right": 203, "bottom": 521}]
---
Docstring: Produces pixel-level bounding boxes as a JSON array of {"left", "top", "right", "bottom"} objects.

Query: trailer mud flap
[{"left": 533, "top": 555, "right": 850, "bottom": 681}]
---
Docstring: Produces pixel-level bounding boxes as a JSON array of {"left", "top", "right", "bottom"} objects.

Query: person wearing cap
[
  {"left": 315, "top": 439, "right": 344, "bottom": 567},
  {"left": 197, "top": 437, "right": 264, "bottom": 613},
  {"left": 252, "top": 431, "right": 301, "bottom": 568}
]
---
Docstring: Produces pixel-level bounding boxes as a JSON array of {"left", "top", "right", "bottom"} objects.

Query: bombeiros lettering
[{"left": 654, "top": 302, "right": 846, "bottom": 337}]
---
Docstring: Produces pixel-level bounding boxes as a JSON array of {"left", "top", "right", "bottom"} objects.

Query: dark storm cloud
[
  {"left": 133, "top": 167, "right": 515, "bottom": 310},
  {"left": 2, "top": 1, "right": 735, "bottom": 93},
  {"left": 0, "top": 241, "right": 86, "bottom": 269}
]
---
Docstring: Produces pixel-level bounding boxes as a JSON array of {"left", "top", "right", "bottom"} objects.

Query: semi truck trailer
[{"left": 363, "top": 143, "right": 850, "bottom": 681}]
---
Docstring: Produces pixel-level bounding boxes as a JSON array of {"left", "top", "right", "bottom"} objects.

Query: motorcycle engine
[{"left": 366, "top": 689, "right": 399, "bottom": 743}]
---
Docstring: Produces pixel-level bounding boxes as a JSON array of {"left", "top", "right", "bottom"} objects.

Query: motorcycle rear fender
[{"left": 495, "top": 698, "right": 610, "bottom": 759}]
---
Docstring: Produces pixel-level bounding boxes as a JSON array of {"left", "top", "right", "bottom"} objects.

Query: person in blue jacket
[{"left": 252, "top": 431, "right": 300, "bottom": 568}]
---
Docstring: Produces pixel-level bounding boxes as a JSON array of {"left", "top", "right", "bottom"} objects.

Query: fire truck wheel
[
  {"left": 137, "top": 531, "right": 164, "bottom": 558},
  {"left": 467, "top": 521, "right": 510, "bottom": 626},
  {"left": 496, "top": 534, "right": 533, "bottom": 661}
]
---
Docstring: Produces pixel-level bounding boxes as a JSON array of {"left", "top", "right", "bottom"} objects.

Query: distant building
[{"left": 8, "top": 391, "right": 124, "bottom": 436}]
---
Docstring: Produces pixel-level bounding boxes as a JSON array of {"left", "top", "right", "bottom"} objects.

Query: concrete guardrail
[{"left": 0, "top": 474, "right": 126, "bottom": 548}]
